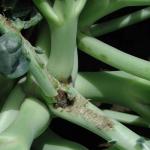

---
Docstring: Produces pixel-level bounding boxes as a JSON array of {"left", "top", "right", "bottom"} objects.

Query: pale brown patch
[{"left": 61, "top": 94, "right": 114, "bottom": 130}]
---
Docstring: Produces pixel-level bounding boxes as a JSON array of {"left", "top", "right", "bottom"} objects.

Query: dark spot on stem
[{"left": 54, "top": 89, "right": 74, "bottom": 108}]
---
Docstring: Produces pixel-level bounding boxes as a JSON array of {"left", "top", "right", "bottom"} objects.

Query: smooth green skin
[
  {"left": 75, "top": 71, "right": 150, "bottom": 104},
  {"left": 0, "top": 98, "right": 50, "bottom": 150},
  {"left": 34, "top": 130, "right": 88, "bottom": 150},
  {"left": 47, "top": 0, "right": 85, "bottom": 81},
  {"left": 23, "top": 37, "right": 57, "bottom": 100},
  {"left": 79, "top": 0, "right": 123, "bottom": 29},
  {"left": 78, "top": 33, "right": 150, "bottom": 82},
  {"left": 75, "top": 71, "right": 150, "bottom": 122},
  {"left": 33, "top": 0, "right": 86, "bottom": 81},
  {"left": 103, "top": 110, "right": 149, "bottom": 128},
  {"left": 48, "top": 17, "right": 78, "bottom": 81},
  {"left": 29, "top": 53, "right": 57, "bottom": 99},
  {"left": 36, "top": 21, "right": 78, "bottom": 83},
  {"left": 90, "top": 7, "right": 150, "bottom": 37},
  {"left": 79, "top": 0, "right": 150, "bottom": 29},
  {"left": 0, "top": 86, "right": 25, "bottom": 133}
]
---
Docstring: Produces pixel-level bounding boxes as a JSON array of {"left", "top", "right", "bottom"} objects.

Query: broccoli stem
[
  {"left": 79, "top": 0, "right": 150, "bottom": 29},
  {"left": 0, "top": 86, "right": 25, "bottom": 133},
  {"left": 78, "top": 34, "right": 150, "bottom": 82},
  {"left": 103, "top": 110, "right": 149, "bottom": 128},
  {"left": 0, "top": 98, "right": 51, "bottom": 150},
  {"left": 49, "top": 87, "right": 150, "bottom": 150},
  {"left": 75, "top": 71, "right": 150, "bottom": 121},
  {"left": 90, "top": 7, "right": 150, "bottom": 37},
  {"left": 75, "top": 71, "right": 150, "bottom": 105}
]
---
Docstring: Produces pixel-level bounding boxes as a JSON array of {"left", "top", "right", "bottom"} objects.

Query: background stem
[
  {"left": 0, "top": 98, "right": 50, "bottom": 150},
  {"left": 0, "top": 85, "right": 25, "bottom": 133},
  {"left": 78, "top": 34, "right": 150, "bottom": 81},
  {"left": 90, "top": 7, "right": 150, "bottom": 37},
  {"left": 103, "top": 110, "right": 150, "bottom": 127}
]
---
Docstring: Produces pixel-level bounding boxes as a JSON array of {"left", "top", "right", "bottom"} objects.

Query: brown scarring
[
  {"left": 62, "top": 95, "right": 114, "bottom": 130},
  {"left": 54, "top": 89, "right": 74, "bottom": 108}
]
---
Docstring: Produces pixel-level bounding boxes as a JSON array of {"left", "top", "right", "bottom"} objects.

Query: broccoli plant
[{"left": 0, "top": 0, "right": 150, "bottom": 150}]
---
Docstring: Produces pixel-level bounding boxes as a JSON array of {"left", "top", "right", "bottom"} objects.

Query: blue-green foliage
[{"left": 0, "top": 32, "right": 29, "bottom": 78}]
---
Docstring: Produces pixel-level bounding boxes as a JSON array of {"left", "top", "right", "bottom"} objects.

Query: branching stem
[
  {"left": 78, "top": 34, "right": 150, "bottom": 81},
  {"left": 90, "top": 7, "right": 150, "bottom": 37}
]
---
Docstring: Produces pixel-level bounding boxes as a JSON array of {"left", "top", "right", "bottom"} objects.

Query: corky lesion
[
  {"left": 54, "top": 89, "right": 74, "bottom": 108},
  {"left": 55, "top": 91, "right": 114, "bottom": 130}
]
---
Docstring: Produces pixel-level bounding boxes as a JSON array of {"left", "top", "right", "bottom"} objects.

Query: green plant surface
[
  {"left": 103, "top": 110, "right": 150, "bottom": 128},
  {"left": 0, "top": 98, "right": 50, "bottom": 150},
  {"left": 0, "top": 1, "right": 150, "bottom": 150},
  {"left": 75, "top": 71, "right": 150, "bottom": 122},
  {"left": 0, "top": 86, "right": 25, "bottom": 133},
  {"left": 90, "top": 7, "right": 150, "bottom": 37},
  {"left": 78, "top": 33, "right": 150, "bottom": 82}
]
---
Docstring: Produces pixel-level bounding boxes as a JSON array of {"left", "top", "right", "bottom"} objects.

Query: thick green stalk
[
  {"left": 36, "top": 21, "right": 79, "bottom": 84},
  {"left": 123, "top": 0, "right": 150, "bottom": 6},
  {"left": 47, "top": 0, "right": 86, "bottom": 82},
  {"left": 49, "top": 88, "right": 150, "bottom": 150},
  {"left": 75, "top": 71, "right": 150, "bottom": 104},
  {"left": 0, "top": 98, "right": 50, "bottom": 150},
  {"left": 23, "top": 35, "right": 57, "bottom": 102},
  {"left": 0, "top": 86, "right": 25, "bottom": 133},
  {"left": 47, "top": 17, "right": 78, "bottom": 81},
  {"left": 75, "top": 71, "right": 150, "bottom": 121},
  {"left": 103, "top": 110, "right": 150, "bottom": 128},
  {"left": 79, "top": 0, "right": 150, "bottom": 29},
  {"left": 34, "top": 129, "right": 88, "bottom": 150},
  {"left": 78, "top": 34, "right": 150, "bottom": 81},
  {"left": 29, "top": 54, "right": 56, "bottom": 98},
  {"left": 21, "top": 39, "right": 57, "bottom": 103},
  {"left": 33, "top": 0, "right": 86, "bottom": 82},
  {"left": 90, "top": 7, "right": 150, "bottom": 37},
  {"left": 23, "top": 38, "right": 57, "bottom": 101},
  {"left": 79, "top": 0, "right": 122, "bottom": 29}
]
